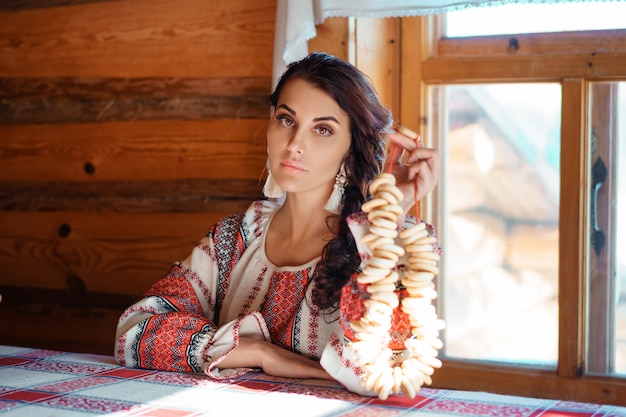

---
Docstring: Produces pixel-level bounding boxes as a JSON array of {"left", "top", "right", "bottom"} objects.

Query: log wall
[{"left": 0, "top": 0, "right": 275, "bottom": 354}]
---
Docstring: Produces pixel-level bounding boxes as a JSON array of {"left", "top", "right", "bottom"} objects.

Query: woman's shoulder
[
  {"left": 244, "top": 199, "right": 281, "bottom": 230},
  {"left": 212, "top": 199, "right": 280, "bottom": 241}
]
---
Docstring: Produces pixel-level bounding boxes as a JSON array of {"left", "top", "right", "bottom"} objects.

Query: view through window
[
  {"left": 435, "top": 83, "right": 561, "bottom": 365},
  {"left": 436, "top": 2, "right": 626, "bottom": 376}
]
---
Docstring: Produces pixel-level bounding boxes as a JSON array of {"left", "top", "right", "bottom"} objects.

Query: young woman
[{"left": 114, "top": 52, "right": 440, "bottom": 395}]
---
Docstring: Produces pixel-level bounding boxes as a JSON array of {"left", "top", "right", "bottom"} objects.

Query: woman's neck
[{"left": 265, "top": 194, "right": 339, "bottom": 266}]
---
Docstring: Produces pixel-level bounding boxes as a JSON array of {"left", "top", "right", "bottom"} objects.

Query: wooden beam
[
  {"left": 0, "top": 0, "right": 275, "bottom": 77},
  {"left": 0, "top": 77, "right": 271, "bottom": 124},
  {"left": 308, "top": 17, "right": 350, "bottom": 61},
  {"left": 558, "top": 78, "right": 587, "bottom": 380},
  {"left": 0, "top": 179, "right": 262, "bottom": 212},
  {"left": 1, "top": 95, "right": 270, "bottom": 125},
  {"left": 0, "top": 119, "right": 268, "bottom": 181},
  {"left": 586, "top": 83, "right": 619, "bottom": 374},
  {"left": 0, "top": 76, "right": 271, "bottom": 98},
  {"left": 438, "top": 30, "right": 626, "bottom": 57},
  {"left": 354, "top": 17, "right": 400, "bottom": 115},
  {"left": 0, "top": 0, "right": 115, "bottom": 12},
  {"left": 433, "top": 360, "right": 626, "bottom": 407},
  {"left": 0, "top": 285, "right": 138, "bottom": 310},
  {"left": 0, "top": 211, "right": 237, "bottom": 295},
  {"left": 0, "top": 301, "right": 122, "bottom": 355},
  {"left": 422, "top": 53, "right": 626, "bottom": 83},
  {"left": 0, "top": 284, "right": 129, "bottom": 355},
  {"left": 399, "top": 17, "right": 422, "bottom": 134}
]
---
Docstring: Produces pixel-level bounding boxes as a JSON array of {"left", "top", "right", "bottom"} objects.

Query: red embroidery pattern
[
  {"left": 140, "top": 312, "right": 212, "bottom": 373},
  {"left": 118, "top": 304, "right": 160, "bottom": 324},
  {"left": 197, "top": 241, "right": 214, "bottom": 260},
  {"left": 240, "top": 265, "right": 268, "bottom": 314},
  {"left": 253, "top": 200, "right": 265, "bottom": 238},
  {"left": 115, "top": 333, "right": 127, "bottom": 365},
  {"left": 210, "top": 212, "right": 246, "bottom": 315},
  {"left": 307, "top": 304, "right": 320, "bottom": 358},
  {"left": 260, "top": 270, "right": 310, "bottom": 351},
  {"left": 389, "top": 289, "right": 413, "bottom": 350},
  {"left": 340, "top": 276, "right": 368, "bottom": 342},
  {"left": 340, "top": 275, "right": 412, "bottom": 350},
  {"left": 144, "top": 266, "right": 204, "bottom": 315},
  {"left": 184, "top": 265, "right": 216, "bottom": 313},
  {"left": 329, "top": 332, "right": 361, "bottom": 376}
]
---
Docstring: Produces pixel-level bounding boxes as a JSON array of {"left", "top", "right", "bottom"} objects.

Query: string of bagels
[{"left": 347, "top": 125, "right": 445, "bottom": 400}]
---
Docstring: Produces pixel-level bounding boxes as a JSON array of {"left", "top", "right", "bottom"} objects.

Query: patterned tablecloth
[{"left": 0, "top": 345, "right": 625, "bottom": 416}]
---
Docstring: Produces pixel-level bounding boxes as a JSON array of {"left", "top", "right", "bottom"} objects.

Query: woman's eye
[
  {"left": 276, "top": 115, "right": 293, "bottom": 127},
  {"left": 315, "top": 126, "right": 333, "bottom": 136}
]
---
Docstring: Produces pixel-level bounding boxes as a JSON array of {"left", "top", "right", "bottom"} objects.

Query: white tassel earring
[
  {"left": 263, "top": 170, "right": 284, "bottom": 199},
  {"left": 324, "top": 163, "right": 347, "bottom": 214}
]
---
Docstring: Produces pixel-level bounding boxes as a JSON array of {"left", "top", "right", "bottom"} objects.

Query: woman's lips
[{"left": 280, "top": 160, "right": 306, "bottom": 173}]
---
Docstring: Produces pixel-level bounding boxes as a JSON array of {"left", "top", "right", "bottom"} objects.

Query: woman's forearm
[{"left": 218, "top": 337, "right": 332, "bottom": 380}]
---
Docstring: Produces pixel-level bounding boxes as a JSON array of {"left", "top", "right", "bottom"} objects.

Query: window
[
  {"left": 435, "top": 83, "right": 561, "bottom": 366},
  {"left": 401, "top": 3, "right": 626, "bottom": 405}
]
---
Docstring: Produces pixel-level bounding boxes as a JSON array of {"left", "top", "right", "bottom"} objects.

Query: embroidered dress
[{"left": 114, "top": 199, "right": 439, "bottom": 396}]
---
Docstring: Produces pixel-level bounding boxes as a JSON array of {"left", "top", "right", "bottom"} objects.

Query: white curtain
[{"left": 272, "top": 0, "right": 613, "bottom": 86}]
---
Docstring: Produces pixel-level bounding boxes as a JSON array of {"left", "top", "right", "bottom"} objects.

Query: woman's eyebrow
[
  {"left": 278, "top": 103, "right": 340, "bottom": 124},
  {"left": 313, "top": 116, "right": 340, "bottom": 124},
  {"left": 277, "top": 103, "right": 296, "bottom": 115}
]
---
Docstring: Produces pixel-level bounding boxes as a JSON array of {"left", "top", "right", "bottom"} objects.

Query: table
[{"left": 1, "top": 345, "right": 625, "bottom": 416}]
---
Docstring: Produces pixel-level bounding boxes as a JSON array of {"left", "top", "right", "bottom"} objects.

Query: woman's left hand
[{"left": 383, "top": 126, "right": 440, "bottom": 217}]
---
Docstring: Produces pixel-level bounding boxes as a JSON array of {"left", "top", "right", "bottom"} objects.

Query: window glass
[
  {"left": 433, "top": 83, "right": 561, "bottom": 365},
  {"left": 446, "top": 2, "right": 626, "bottom": 37}
]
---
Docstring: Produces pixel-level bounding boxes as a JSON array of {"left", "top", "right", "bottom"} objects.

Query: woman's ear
[{"left": 342, "top": 154, "right": 354, "bottom": 175}]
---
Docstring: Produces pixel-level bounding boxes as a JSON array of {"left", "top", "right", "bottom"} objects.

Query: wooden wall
[{"left": 0, "top": 0, "right": 275, "bottom": 354}]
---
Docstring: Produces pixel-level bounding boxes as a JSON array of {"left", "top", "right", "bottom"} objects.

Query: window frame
[
  {"left": 398, "top": 16, "right": 626, "bottom": 406},
  {"left": 322, "top": 13, "right": 626, "bottom": 405},
  {"left": 587, "top": 83, "right": 620, "bottom": 375}
]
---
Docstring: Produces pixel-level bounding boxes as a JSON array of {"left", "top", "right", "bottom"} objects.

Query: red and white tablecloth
[{"left": 0, "top": 345, "right": 625, "bottom": 416}]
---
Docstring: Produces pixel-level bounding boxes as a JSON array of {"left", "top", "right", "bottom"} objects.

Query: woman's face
[{"left": 267, "top": 78, "right": 352, "bottom": 198}]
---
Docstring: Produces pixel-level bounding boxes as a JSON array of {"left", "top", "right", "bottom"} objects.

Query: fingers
[
  {"left": 396, "top": 125, "right": 419, "bottom": 140},
  {"left": 385, "top": 125, "right": 433, "bottom": 167},
  {"left": 384, "top": 125, "right": 437, "bottom": 170},
  {"left": 385, "top": 126, "right": 419, "bottom": 153},
  {"left": 404, "top": 147, "right": 439, "bottom": 170},
  {"left": 386, "top": 128, "right": 439, "bottom": 211},
  {"left": 383, "top": 124, "right": 440, "bottom": 204},
  {"left": 410, "top": 160, "right": 439, "bottom": 201},
  {"left": 384, "top": 126, "right": 420, "bottom": 174},
  {"left": 408, "top": 146, "right": 439, "bottom": 187}
]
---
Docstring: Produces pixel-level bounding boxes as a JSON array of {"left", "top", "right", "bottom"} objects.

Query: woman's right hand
[
  {"left": 218, "top": 337, "right": 334, "bottom": 380},
  {"left": 384, "top": 127, "right": 440, "bottom": 217}
]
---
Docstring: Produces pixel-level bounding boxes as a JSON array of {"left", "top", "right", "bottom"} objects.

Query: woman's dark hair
[{"left": 268, "top": 52, "right": 392, "bottom": 311}]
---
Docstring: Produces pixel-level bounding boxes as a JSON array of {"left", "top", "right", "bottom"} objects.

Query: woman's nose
[{"left": 286, "top": 129, "right": 305, "bottom": 153}]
